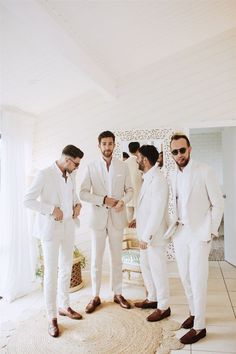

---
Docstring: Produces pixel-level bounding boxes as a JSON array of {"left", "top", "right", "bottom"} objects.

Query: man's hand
[
  {"left": 104, "top": 197, "right": 118, "bottom": 208},
  {"left": 129, "top": 219, "right": 136, "bottom": 228},
  {"left": 52, "top": 207, "right": 63, "bottom": 221},
  {"left": 139, "top": 240, "right": 148, "bottom": 249},
  {"left": 114, "top": 200, "right": 124, "bottom": 212},
  {"left": 73, "top": 203, "right": 82, "bottom": 219}
]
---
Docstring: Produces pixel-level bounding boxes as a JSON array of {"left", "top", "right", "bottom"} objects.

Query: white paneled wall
[
  {"left": 190, "top": 131, "right": 223, "bottom": 186},
  {"left": 32, "top": 28, "right": 236, "bottom": 272}
]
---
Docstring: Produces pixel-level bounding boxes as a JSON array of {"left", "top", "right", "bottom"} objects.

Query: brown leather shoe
[
  {"left": 58, "top": 306, "right": 82, "bottom": 320},
  {"left": 134, "top": 299, "right": 157, "bottom": 309},
  {"left": 85, "top": 296, "right": 101, "bottom": 314},
  {"left": 181, "top": 315, "right": 195, "bottom": 329},
  {"left": 180, "top": 328, "right": 206, "bottom": 344},
  {"left": 48, "top": 318, "right": 59, "bottom": 337},
  {"left": 147, "top": 307, "right": 171, "bottom": 322},
  {"left": 114, "top": 295, "right": 131, "bottom": 309}
]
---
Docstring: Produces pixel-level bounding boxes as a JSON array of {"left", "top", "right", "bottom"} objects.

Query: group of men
[{"left": 24, "top": 130, "right": 224, "bottom": 346}]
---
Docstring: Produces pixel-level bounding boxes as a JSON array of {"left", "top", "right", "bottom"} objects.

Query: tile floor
[{"left": 0, "top": 261, "right": 236, "bottom": 353}]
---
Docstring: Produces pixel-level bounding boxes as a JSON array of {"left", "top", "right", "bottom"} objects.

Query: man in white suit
[
  {"left": 24, "top": 145, "right": 84, "bottom": 337},
  {"left": 125, "top": 142, "right": 143, "bottom": 222},
  {"left": 167, "top": 134, "right": 224, "bottom": 344},
  {"left": 80, "top": 131, "right": 133, "bottom": 313},
  {"left": 130, "top": 145, "right": 170, "bottom": 321}
]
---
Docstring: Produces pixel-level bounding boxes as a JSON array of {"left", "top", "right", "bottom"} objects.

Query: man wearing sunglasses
[
  {"left": 167, "top": 134, "right": 224, "bottom": 345},
  {"left": 24, "top": 145, "right": 84, "bottom": 338}
]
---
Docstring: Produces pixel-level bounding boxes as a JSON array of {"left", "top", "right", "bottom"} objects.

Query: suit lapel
[
  {"left": 138, "top": 172, "right": 153, "bottom": 205},
  {"left": 184, "top": 160, "right": 197, "bottom": 206},
  {"left": 51, "top": 165, "right": 63, "bottom": 206},
  {"left": 97, "top": 159, "right": 107, "bottom": 191}
]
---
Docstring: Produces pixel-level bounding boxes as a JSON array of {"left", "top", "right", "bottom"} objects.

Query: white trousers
[
  {"left": 140, "top": 245, "right": 170, "bottom": 309},
  {"left": 41, "top": 220, "right": 75, "bottom": 320},
  {"left": 91, "top": 214, "right": 123, "bottom": 296},
  {"left": 173, "top": 227, "right": 211, "bottom": 329}
]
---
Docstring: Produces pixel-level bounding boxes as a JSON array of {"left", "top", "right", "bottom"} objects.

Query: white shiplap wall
[{"left": 32, "top": 28, "right": 236, "bottom": 271}]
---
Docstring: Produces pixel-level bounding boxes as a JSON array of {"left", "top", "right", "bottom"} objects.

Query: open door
[{"left": 222, "top": 127, "right": 236, "bottom": 266}]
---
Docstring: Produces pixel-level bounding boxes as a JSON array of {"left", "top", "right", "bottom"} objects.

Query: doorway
[{"left": 189, "top": 127, "right": 225, "bottom": 261}]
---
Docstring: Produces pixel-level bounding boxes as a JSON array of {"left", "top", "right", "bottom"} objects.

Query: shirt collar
[
  {"left": 178, "top": 159, "right": 193, "bottom": 175},
  {"left": 143, "top": 165, "right": 156, "bottom": 181},
  {"left": 100, "top": 156, "right": 114, "bottom": 168},
  {"left": 54, "top": 161, "right": 69, "bottom": 179}
]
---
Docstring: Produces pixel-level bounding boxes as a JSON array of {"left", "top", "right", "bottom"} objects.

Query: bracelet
[{"left": 103, "top": 195, "right": 107, "bottom": 205}]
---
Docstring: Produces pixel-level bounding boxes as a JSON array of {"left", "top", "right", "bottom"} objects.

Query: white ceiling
[
  {"left": 1, "top": 0, "right": 236, "bottom": 114},
  {"left": 40, "top": 0, "right": 236, "bottom": 78}
]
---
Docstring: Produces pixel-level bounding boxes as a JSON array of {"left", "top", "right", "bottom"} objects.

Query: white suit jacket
[
  {"left": 136, "top": 166, "right": 169, "bottom": 246},
  {"left": 80, "top": 157, "right": 133, "bottom": 230},
  {"left": 24, "top": 163, "right": 80, "bottom": 241},
  {"left": 125, "top": 155, "right": 143, "bottom": 208},
  {"left": 167, "top": 160, "right": 224, "bottom": 241}
]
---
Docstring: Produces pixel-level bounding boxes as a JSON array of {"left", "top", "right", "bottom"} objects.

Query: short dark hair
[
  {"left": 139, "top": 145, "right": 159, "bottom": 166},
  {"left": 62, "top": 145, "right": 84, "bottom": 159},
  {"left": 128, "top": 142, "right": 140, "bottom": 154},
  {"left": 98, "top": 130, "right": 115, "bottom": 143},
  {"left": 170, "top": 134, "right": 190, "bottom": 147},
  {"left": 123, "top": 152, "right": 129, "bottom": 159}
]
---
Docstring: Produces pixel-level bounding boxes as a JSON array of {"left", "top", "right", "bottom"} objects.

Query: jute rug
[{"left": 6, "top": 299, "right": 184, "bottom": 354}]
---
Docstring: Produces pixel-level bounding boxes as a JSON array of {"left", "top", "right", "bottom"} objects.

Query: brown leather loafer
[
  {"left": 180, "top": 328, "right": 206, "bottom": 344},
  {"left": 147, "top": 307, "right": 171, "bottom": 322},
  {"left": 181, "top": 315, "right": 195, "bottom": 329},
  {"left": 48, "top": 318, "right": 59, "bottom": 337},
  {"left": 134, "top": 299, "right": 157, "bottom": 309},
  {"left": 59, "top": 306, "right": 82, "bottom": 320},
  {"left": 114, "top": 294, "right": 131, "bottom": 309},
  {"left": 85, "top": 296, "right": 101, "bottom": 314}
]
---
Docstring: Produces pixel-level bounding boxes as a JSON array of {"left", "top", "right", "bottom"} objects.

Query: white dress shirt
[
  {"left": 176, "top": 160, "right": 193, "bottom": 225},
  {"left": 54, "top": 162, "right": 74, "bottom": 220}
]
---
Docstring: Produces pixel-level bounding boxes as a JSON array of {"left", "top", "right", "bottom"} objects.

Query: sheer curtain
[{"left": 0, "top": 109, "right": 36, "bottom": 301}]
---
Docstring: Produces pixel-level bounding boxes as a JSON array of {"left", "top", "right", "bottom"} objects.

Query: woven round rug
[{"left": 6, "top": 299, "right": 183, "bottom": 354}]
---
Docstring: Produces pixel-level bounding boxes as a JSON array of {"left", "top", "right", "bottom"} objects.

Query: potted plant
[{"left": 36, "top": 243, "right": 86, "bottom": 292}]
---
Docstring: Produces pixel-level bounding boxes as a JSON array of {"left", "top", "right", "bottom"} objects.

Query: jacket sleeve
[
  {"left": 120, "top": 163, "right": 133, "bottom": 204},
  {"left": 142, "top": 176, "right": 169, "bottom": 243},
  {"left": 24, "top": 171, "right": 54, "bottom": 215},
  {"left": 205, "top": 166, "right": 224, "bottom": 236},
  {"left": 70, "top": 172, "right": 80, "bottom": 206},
  {"left": 79, "top": 165, "right": 104, "bottom": 206}
]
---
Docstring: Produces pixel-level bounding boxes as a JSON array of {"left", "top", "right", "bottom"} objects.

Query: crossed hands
[{"left": 104, "top": 197, "right": 124, "bottom": 212}]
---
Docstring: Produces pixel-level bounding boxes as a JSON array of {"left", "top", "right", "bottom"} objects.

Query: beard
[
  {"left": 65, "top": 168, "right": 73, "bottom": 174},
  {"left": 102, "top": 150, "right": 113, "bottom": 158},
  {"left": 138, "top": 163, "right": 144, "bottom": 171},
  {"left": 176, "top": 155, "right": 190, "bottom": 168}
]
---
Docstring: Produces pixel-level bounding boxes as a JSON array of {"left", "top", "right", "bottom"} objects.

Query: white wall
[
  {"left": 31, "top": 28, "right": 236, "bottom": 270},
  {"left": 190, "top": 130, "right": 223, "bottom": 186},
  {"left": 222, "top": 127, "right": 236, "bottom": 266}
]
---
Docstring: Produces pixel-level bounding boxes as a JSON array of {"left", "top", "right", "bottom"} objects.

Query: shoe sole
[
  {"left": 59, "top": 312, "right": 82, "bottom": 320},
  {"left": 114, "top": 299, "right": 131, "bottom": 309}
]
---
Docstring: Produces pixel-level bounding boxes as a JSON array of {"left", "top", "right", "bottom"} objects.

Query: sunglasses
[
  {"left": 171, "top": 147, "right": 187, "bottom": 156},
  {"left": 68, "top": 158, "right": 80, "bottom": 167}
]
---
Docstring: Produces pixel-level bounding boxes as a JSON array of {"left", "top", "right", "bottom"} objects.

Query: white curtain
[{"left": 0, "top": 109, "right": 36, "bottom": 301}]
